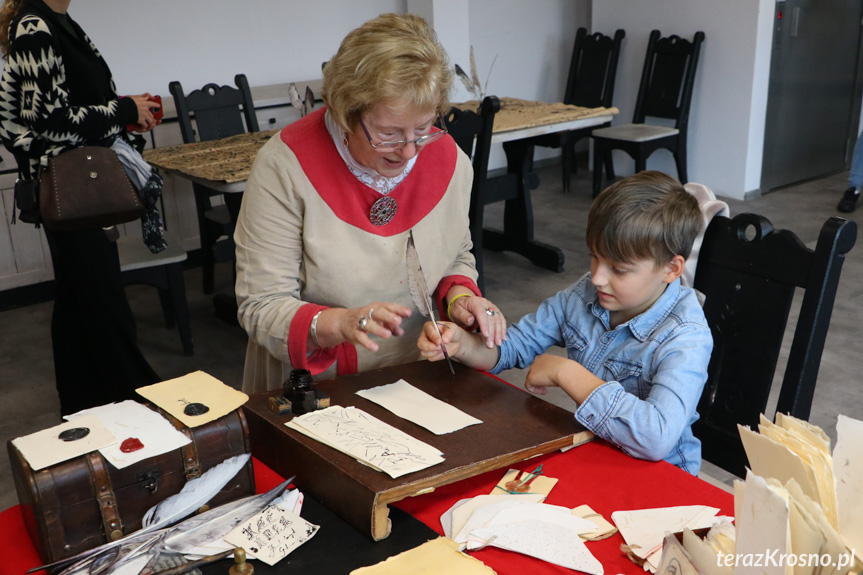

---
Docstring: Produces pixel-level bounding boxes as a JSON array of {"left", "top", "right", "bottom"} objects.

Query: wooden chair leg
[
  {"left": 561, "top": 135, "right": 574, "bottom": 194},
  {"left": 592, "top": 143, "right": 606, "bottom": 198},
  {"left": 675, "top": 148, "right": 688, "bottom": 184},
  {"left": 157, "top": 284, "right": 177, "bottom": 329},
  {"left": 167, "top": 262, "right": 194, "bottom": 356}
]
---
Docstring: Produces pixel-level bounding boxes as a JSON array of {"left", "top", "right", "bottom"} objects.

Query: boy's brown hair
[{"left": 586, "top": 170, "right": 702, "bottom": 268}]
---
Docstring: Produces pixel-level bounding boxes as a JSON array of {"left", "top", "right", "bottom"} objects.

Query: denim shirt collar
[{"left": 587, "top": 277, "right": 683, "bottom": 342}]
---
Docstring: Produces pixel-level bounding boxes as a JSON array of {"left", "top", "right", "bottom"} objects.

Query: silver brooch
[{"left": 369, "top": 195, "right": 397, "bottom": 226}]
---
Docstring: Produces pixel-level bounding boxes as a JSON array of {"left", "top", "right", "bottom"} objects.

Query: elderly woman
[{"left": 234, "top": 13, "right": 505, "bottom": 393}]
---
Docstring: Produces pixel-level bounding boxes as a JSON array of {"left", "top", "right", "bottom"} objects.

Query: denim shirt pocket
[
  {"left": 604, "top": 358, "right": 644, "bottom": 395},
  {"left": 562, "top": 320, "right": 589, "bottom": 353}
]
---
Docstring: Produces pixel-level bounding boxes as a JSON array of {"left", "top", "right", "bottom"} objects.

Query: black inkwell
[{"left": 268, "top": 368, "right": 330, "bottom": 415}]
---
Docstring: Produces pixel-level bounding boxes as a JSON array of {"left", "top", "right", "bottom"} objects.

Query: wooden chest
[{"left": 7, "top": 407, "right": 255, "bottom": 565}]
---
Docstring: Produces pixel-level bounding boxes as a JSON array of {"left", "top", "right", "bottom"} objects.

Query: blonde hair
[
  {"left": 322, "top": 13, "right": 452, "bottom": 131},
  {"left": 0, "top": 0, "right": 26, "bottom": 57},
  {"left": 586, "top": 171, "right": 702, "bottom": 267}
]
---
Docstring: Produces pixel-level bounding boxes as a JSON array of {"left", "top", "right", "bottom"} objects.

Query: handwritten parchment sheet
[{"left": 286, "top": 406, "right": 444, "bottom": 479}]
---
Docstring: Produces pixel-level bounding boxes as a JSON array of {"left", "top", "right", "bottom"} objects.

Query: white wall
[
  {"left": 594, "top": 0, "right": 775, "bottom": 200},
  {"left": 63, "top": 0, "right": 583, "bottom": 171},
  {"left": 69, "top": 0, "right": 405, "bottom": 95}
]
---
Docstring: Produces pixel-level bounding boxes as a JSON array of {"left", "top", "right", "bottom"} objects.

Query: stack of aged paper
[
  {"left": 734, "top": 413, "right": 863, "bottom": 575},
  {"left": 646, "top": 414, "right": 863, "bottom": 575}
]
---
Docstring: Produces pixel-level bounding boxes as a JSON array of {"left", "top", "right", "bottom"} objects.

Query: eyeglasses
[{"left": 359, "top": 112, "right": 448, "bottom": 150}]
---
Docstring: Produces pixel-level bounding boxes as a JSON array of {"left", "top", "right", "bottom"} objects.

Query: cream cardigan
[{"left": 234, "top": 109, "right": 479, "bottom": 393}]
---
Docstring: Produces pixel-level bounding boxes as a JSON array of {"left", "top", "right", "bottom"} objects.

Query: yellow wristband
[{"left": 446, "top": 293, "right": 471, "bottom": 319}]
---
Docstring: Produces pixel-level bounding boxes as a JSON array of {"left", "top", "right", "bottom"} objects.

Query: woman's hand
[
  {"left": 418, "top": 320, "right": 499, "bottom": 370},
  {"left": 128, "top": 93, "right": 161, "bottom": 132},
  {"left": 321, "top": 302, "right": 412, "bottom": 353},
  {"left": 448, "top": 294, "right": 506, "bottom": 349}
]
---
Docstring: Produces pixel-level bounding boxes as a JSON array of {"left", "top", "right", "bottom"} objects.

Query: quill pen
[
  {"left": 406, "top": 230, "right": 455, "bottom": 376},
  {"left": 142, "top": 453, "right": 252, "bottom": 531}
]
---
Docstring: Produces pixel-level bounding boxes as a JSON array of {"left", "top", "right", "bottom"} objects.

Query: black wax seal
[
  {"left": 184, "top": 402, "right": 209, "bottom": 416},
  {"left": 59, "top": 427, "right": 90, "bottom": 441}
]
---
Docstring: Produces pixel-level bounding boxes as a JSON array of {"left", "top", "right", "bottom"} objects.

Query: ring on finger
[
  {"left": 486, "top": 307, "right": 496, "bottom": 316},
  {"left": 358, "top": 316, "right": 368, "bottom": 331},
  {"left": 368, "top": 308, "right": 374, "bottom": 322}
]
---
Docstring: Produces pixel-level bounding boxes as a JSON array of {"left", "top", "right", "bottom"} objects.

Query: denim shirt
[{"left": 492, "top": 273, "right": 713, "bottom": 475}]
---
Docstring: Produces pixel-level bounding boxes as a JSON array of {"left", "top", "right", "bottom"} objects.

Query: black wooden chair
[
  {"left": 530, "top": 28, "right": 625, "bottom": 194},
  {"left": 692, "top": 213, "right": 857, "bottom": 477},
  {"left": 442, "top": 96, "right": 500, "bottom": 294},
  {"left": 169, "top": 74, "right": 259, "bottom": 294},
  {"left": 591, "top": 30, "right": 705, "bottom": 197}
]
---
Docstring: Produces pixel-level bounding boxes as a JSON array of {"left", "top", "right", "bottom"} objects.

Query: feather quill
[
  {"left": 165, "top": 478, "right": 293, "bottom": 554},
  {"left": 288, "top": 83, "right": 303, "bottom": 113},
  {"left": 454, "top": 64, "right": 477, "bottom": 96},
  {"left": 406, "top": 230, "right": 455, "bottom": 376},
  {"left": 142, "top": 453, "right": 251, "bottom": 531},
  {"left": 304, "top": 86, "right": 315, "bottom": 117},
  {"left": 469, "top": 45, "right": 481, "bottom": 95}
]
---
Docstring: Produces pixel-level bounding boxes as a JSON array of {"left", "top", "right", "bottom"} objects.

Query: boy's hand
[
  {"left": 418, "top": 321, "right": 462, "bottom": 361},
  {"left": 524, "top": 353, "right": 570, "bottom": 395},
  {"left": 525, "top": 354, "right": 605, "bottom": 404}
]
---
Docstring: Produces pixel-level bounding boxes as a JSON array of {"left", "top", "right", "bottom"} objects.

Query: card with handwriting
[{"left": 224, "top": 504, "right": 319, "bottom": 566}]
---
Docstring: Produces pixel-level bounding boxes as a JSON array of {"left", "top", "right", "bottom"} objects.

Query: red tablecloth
[{"left": 2, "top": 441, "right": 732, "bottom": 575}]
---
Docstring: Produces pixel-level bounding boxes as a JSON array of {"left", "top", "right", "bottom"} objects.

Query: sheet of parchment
[
  {"left": 286, "top": 406, "right": 444, "bottom": 479},
  {"left": 356, "top": 379, "right": 482, "bottom": 435}
]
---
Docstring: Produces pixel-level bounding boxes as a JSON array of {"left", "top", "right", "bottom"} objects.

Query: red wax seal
[{"left": 120, "top": 437, "right": 144, "bottom": 453}]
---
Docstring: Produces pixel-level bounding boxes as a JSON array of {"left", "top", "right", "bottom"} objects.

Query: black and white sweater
[{"left": 0, "top": 0, "right": 137, "bottom": 179}]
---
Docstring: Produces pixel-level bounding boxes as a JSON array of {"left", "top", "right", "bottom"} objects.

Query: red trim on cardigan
[
  {"left": 279, "top": 108, "right": 457, "bottom": 237},
  {"left": 288, "top": 304, "right": 358, "bottom": 376},
  {"left": 435, "top": 275, "right": 481, "bottom": 320}
]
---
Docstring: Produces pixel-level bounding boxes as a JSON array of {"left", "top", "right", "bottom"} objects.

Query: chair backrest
[
  {"left": 564, "top": 28, "right": 626, "bottom": 109},
  {"left": 692, "top": 213, "right": 857, "bottom": 477},
  {"left": 169, "top": 74, "right": 260, "bottom": 144},
  {"left": 633, "top": 30, "right": 705, "bottom": 132},
  {"left": 441, "top": 96, "right": 500, "bottom": 293}
]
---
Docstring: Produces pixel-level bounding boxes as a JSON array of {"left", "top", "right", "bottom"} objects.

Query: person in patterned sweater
[{"left": 0, "top": 0, "right": 163, "bottom": 415}]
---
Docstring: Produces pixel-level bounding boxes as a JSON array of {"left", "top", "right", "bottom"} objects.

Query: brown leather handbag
[{"left": 39, "top": 146, "right": 145, "bottom": 231}]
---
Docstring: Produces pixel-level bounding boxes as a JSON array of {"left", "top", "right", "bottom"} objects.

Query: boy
[{"left": 419, "top": 171, "right": 713, "bottom": 475}]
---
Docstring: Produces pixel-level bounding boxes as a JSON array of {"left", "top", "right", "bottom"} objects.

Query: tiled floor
[{"left": 1, "top": 160, "right": 860, "bottom": 510}]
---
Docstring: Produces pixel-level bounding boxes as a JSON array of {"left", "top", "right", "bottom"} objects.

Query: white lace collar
[{"left": 324, "top": 110, "right": 416, "bottom": 195}]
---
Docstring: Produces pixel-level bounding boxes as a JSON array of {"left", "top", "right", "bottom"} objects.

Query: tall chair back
[
  {"left": 169, "top": 74, "right": 259, "bottom": 294},
  {"left": 170, "top": 74, "right": 259, "bottom": 144},
  {"left": 590, "top": 30, "right": 704, "bottom": 197},
  {"left": 441, "top": 96, "right": 500, "bottom": 293},
  {"left": 566, "top": 28, "right": 626, "bottom": 109},
  {"left": 533, "top": 28, "right": 625, "bottom": 194},
  {"left": 692, "top": 213, "right": 857, "bottom": 477},
  {"left": 633, "top": 30, "right": 705, "bottom": 130}
]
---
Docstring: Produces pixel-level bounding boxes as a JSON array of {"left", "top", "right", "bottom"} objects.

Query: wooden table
[
  {"left": 143, "top": 99, "right": 616, "bottom": 275},
  {"left": 244, "top": 360, "right": 593, "bottom": 541}
]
